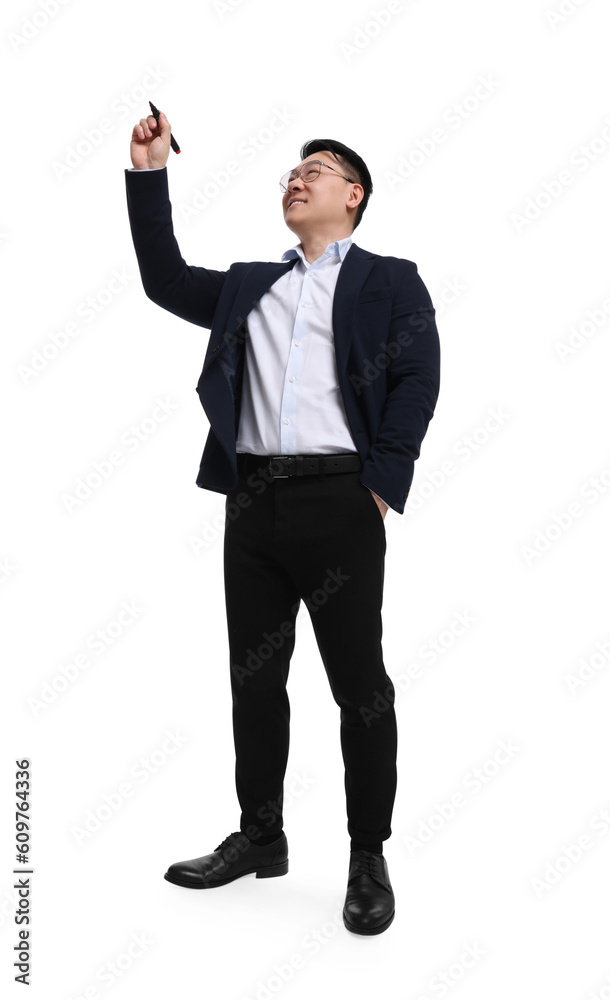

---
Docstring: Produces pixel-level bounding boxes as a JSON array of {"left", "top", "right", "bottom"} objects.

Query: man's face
[{"left": 281, "top": 150, "right": 361, "bottom": 236}]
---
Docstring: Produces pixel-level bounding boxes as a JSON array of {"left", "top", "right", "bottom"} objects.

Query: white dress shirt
[{"left": 236, "top": 236, "right": 358, "bottom": 456}]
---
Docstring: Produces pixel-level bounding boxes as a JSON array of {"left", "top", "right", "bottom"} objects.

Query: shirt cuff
[
  {"left": 369, "top": 489, "right": 390, "bottom": 510},
  {"left": 126, "top": 167, "right": 166, "bottom": 171}
]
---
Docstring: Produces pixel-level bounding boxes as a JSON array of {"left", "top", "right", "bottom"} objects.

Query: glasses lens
[
  {"left": 301, "top": 160, "right": 321, "bottom": 182},
  {"left": 280, "top": 161, "right": 322, "bottom": 191}
]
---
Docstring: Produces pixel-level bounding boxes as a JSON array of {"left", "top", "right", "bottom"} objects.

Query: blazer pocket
[{"left": 358, "top": 286, "right": 393, "bottom": 304}]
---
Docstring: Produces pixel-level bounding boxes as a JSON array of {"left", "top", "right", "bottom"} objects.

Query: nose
[{"left": 284, "top": 177, "right": 304, "bottom": 207}]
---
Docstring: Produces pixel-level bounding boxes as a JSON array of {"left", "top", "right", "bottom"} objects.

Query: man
[{"left": 125, "top": 111, "right": 441, "bottom": 936}]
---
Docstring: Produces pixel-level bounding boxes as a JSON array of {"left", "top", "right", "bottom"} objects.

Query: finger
[
  {"left": 140, "top": 117, "right": 157, "bottom": 135},
  {"left": 134, "top": 118, "right": 150, "bottom": 139}
]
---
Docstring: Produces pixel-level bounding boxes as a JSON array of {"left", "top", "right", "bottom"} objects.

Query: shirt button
[
  {"left": 294, "top": 341, "right": 301, "bottom": 347},
  {"left": 288, "top": 376, "right": 296, "bottom": 382},
  {"left": 301, "top": 302, "right": 307, "bottom": 308},
  {"left": 284, "top": 418, "right": 290, "bottom": 425}
]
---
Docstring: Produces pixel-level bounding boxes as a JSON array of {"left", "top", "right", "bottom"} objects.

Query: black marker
[{"left": 148, "top": 101, "right": 181, "bottom": 154}]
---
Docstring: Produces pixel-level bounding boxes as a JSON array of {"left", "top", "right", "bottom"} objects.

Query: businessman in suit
[{"left": 126, "top": 111, "right": 440, "bottom": 935}]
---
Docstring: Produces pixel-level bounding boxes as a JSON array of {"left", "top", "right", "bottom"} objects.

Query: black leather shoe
[
  {"left": 164, "top": 831, "right": 288, "bottom": 889},
  {"left": 343, "top": 850, "right": 395, "bottom": 934}
]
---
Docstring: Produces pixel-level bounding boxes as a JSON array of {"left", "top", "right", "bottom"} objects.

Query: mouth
[{"left": 288, "top": 199, "right": 306, "bottom": 209}]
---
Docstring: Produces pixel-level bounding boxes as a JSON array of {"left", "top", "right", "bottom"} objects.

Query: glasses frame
[{"left": 279, "top": 158, "right": 356, "bottom": 193}]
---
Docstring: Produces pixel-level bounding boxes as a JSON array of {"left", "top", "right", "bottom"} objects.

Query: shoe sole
[
  {"left": 342, "top": 908, "right": 395, "bottom": 935},
  {"left": 164, "top": 859, "right": 289, "bottom": 888}
]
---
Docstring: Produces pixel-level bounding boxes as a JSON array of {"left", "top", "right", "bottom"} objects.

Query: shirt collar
[{"left": 281, "top": 235, "right": 353, "bottom": 266}]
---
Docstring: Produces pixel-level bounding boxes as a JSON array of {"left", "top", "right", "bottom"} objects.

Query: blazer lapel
[
  {"left": 202, "top": 258, "right": 298, "bottom": 373},
  {"left": 332, "top": 243, "right": 376, "bottom": 377}
]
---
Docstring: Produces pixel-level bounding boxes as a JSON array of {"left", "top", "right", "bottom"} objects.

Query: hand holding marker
[{"left": 149, "top": 101, "right": 181, "bottom": 154}]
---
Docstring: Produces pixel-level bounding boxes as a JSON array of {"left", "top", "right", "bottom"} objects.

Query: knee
[{"left": 355, "top": 682, "right": 395, "bottom": 729}]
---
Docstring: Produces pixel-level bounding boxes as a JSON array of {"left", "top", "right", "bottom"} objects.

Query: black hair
[{"left": 298, "top": 138, "right": 373, "bottom": 231}]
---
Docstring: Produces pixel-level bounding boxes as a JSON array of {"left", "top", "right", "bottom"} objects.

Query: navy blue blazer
[{"left": 125, "top": 167, "right": 440, "bottom": 514}]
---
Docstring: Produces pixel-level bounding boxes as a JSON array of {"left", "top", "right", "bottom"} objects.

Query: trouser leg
[
  {"left": 223, "top": 473, "right": 300, "bottom": 839},
  {"left": 271, "top": 470, "right": 397, "bottom": 847}
]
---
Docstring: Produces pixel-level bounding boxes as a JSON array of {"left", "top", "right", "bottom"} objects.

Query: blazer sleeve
[
  {"left": 124, "top": 167, "right": 227, "bottom": 329},
  {"left": 360, "top": 261, "right": 441, "bottom": 514}
]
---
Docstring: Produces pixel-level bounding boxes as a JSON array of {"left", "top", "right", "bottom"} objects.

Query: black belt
[{"left": 236, "top": 453, "right": 362, "bottom": 479}]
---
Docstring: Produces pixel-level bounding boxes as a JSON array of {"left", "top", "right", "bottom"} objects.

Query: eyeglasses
[{"left": 279, "top": 159, "right": 356, "bottom": 193}]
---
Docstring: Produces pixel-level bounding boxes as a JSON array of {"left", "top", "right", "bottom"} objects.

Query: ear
[
  {"left": 345, "top": 184, "right": 364, "bottom": 229},
  {"left": 346, "top": 183, "right": 364, "bottom": 212}
]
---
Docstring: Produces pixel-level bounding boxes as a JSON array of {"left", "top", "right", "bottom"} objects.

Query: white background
[{"left": 3, "top": 0, "right": 610, "bottom": 996}]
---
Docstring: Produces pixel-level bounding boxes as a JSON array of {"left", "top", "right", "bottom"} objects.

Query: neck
[{"left": 297, "top": 228, "right": 352, "bottom": 264}]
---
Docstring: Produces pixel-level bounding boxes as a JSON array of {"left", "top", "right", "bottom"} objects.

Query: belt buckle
[{"left": 268, "top": 455, "right": 293, "bottom": 479}]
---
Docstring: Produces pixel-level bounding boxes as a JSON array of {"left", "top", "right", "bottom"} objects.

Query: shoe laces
[
  {"left": 349, "top": 851, "right": 384, "bottom": 882},
  {"left": 214, "top": 831, "right": 245, "bottom": 853}
]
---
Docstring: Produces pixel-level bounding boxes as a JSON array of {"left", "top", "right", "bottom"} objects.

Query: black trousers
[{"left": 223, "top": 454, "right": 397, "bottom": 849}]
